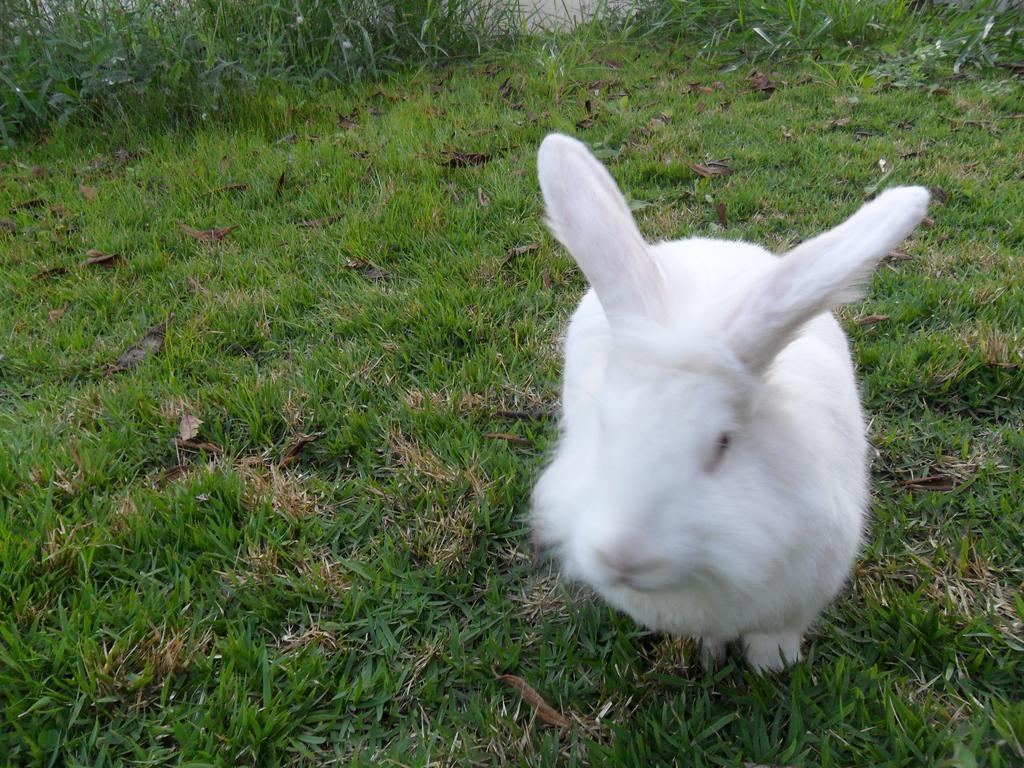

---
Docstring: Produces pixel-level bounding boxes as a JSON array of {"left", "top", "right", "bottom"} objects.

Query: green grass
[
  {"left": 1, "top": 37, "right": 1023, "bottom": 766},
  {"left": 2, "top": 0, "right": 1021, "bottom": 144}
]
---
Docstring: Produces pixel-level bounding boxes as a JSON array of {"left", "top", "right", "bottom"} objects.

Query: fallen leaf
[
  {"left": 107, "top": 320, "right": 169, "bottom": 374},
  {"left": 485, "top": 432, "right": 532, "bottom": 447},
  {"left": 498, "top": 76, "right": 515, "bottom": 101},
  {"left": 689, "top": 161, "right": 733, "bottom": 178},
  {"left": 178, "top": 413, "right": 203, "bottom": 442},
  {"left": 33, "top": 266, "right": 69, "bottom": 280},
  {"left": 504, "top": 243, "right": 539, "bottom": 264},
  {"left": 884, "top": 250, "right": 911, "bottom": 262},
  {"left": 31, "top": 165, "right": 46, "bottom": 179},
  {"left": 279, "top": 433, "right": 322, "bottom": 468},
  {"left": 158, "top": 465, "right": 189, "bottom": 487},
  {"left": 922, "top": 216, "right": 935, "bottom": 228},
  {"left": 10, "top": 197, "right": 46, "bottom": 212},
  {"left": 186, "top": 276, "right": 204, "bottom": 294},
  {"left": 173, "top": 438, "right": 222, "bottom": 454},
  {"left": 477, "top": 187, "right": 490, "bottom": 207},
  {"left": 715, "top": 202, "right": 728, "bottom": 227},
  {"left": 211, "top": 182, "right": 248, "bottom": 193},
  {"left": 178, "top": 222, "right": 236, "bottom": 242},
  {"left": 274, "top": 170, "right": 287, "bottom": 197},
  {"left": 344, "top": 260, "right": 388, "bottom": 282},
  {"left": 855, "top": 314, "right": 890, "bottom": 326},
  {"left": 337, "top": 111, "right": 359, "bottom": 130},
  {"left": 825, "top": 117, "right": 853, "bottom": 131},
  {"left": 48, "top": 304, "right": 69, "bottom": 324},
  {"left": 49, "top": 205, "right": 68, "bottom": 218},
  {"left": 902, "top": 474, "right": 957, "bottom": 491},
  {"left": 114, "top": 148, "right": 147, "bottom": 166},
  {"left": 497, "top": 674, "right": 570, "bottom": 728},
  {"left": 494, "top": 408, "right": 550, "bottom": 421},
  {"left": 936, "top": 234, "right": 951, "bottom": 243},
  {"left": 297, "top": 213, "right": 343, "bottom": 228},
  {"left": 79, "top": 184, "right": 98, "bottom": 202},
  {"left": 781, "top": 126, "right": 794, "bottom": 140},
  {"left": 575, "top": 117, "right": 597, "bottom": 130},
  {"left": 441, "top": 151, "right": 493, "bottom": 168},
  {"left": 747, "top": 71, "right": 777, "bottom": 93},
  {"left": 81, "top": 249, "right": 121, "bottom": 268},
  {"left": 929, "top": 187, "right": 948, "bottom": 204},
  {"left": 688, "top": 82, "right": 714, "bottom": 94}
]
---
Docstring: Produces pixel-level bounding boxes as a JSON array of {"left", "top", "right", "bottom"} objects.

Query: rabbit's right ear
[
  {"left": 538, "top": 134, "right": 667, "bottom": 322},
  {"left": 726, "top": 186, "right": 930, "bottom": 375}
]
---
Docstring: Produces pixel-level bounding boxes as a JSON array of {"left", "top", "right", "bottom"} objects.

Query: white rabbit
[{"left": 530, "top": 133, "right": 929, "bottom": 671}]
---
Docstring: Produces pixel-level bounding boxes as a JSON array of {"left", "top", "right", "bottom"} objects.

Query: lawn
[{"left": 1, "top": 35, "right": 1023, "bottom": 766}]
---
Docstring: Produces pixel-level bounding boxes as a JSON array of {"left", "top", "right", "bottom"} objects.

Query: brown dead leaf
[
  {"left": 929, "top": 187, "right": 948, "bottom": 204},
  {"left": 344, "top": 260, "right": 388, "bottom": 282},
  {"left": 497, "top": 674, "right": 571, "bottom": 728},
  {"left": 689, "top": 161, "right": 733, "bottom": 178},
  {"left": 485, "top": 432, "right": 532, "bottom": 448},
  {"left": 81, "top": 249, "right": 121, "bottom": 268},
  {"left": 902, "top": 474, "right": 958, "bottom": 492},
  {"left": 747, "top": 71, "right": 777, "bottom": 93},
  {"left": 79, "top": 184, "right": 98, "bottom": 202},
  {"left": 274, "top": 170, "right": 287, "bottom": 197},
  {"left": 337, "top": 111, "right": 359, "bottom": 130},
  {"left": 855, "top": 314, "right": 890, "bottom": 326},
  {"left": 48, "top": 304, "right": 69, "bottom": 324},
  {"left": 503, "top": 243, "right": 540, "bottom": 266},
  {"left": 107, "top": 320, "right": 169, "bottom": 374},
  {"left": 922, "top": 216, "right": 935, "bottom": 228},
  {"left": 173, "top": 438, "right": 222, "bottom": 455},
  {"left": 114, "top": 148, "right": 147, "bottom": 166},
  {"left": 715, "top": 202, "right": 728, "bottom": 227},
  {"left": 158, "top": 465, "right": 189, "bottom": 488},
  {"left": 884, "top": 250, "right": 911, "bottom": 262},
  {"left": 825, "top": 117, "right": 853, "bottom": 131},
  {"left": 211, "top": 182, "right": 248, "bottom": 194},
  {"left": 498, "top": 76, "right": 515, "bottom": 101},
  {"left": 781, "top": 126, "right": 794, "bottom": 140},
  {"left": 575, "top": 116, "right": 597, "bottom": 130},
  {"left": 297, "top": 213, "right": 343, "bottom": 228},
  {"left": 179, "top": 414, "right": 202, "bottom": 442},
  {"left": 477, "top": 187, "right": 490, "bottom": 207},
  {"left": 33, "top": 266, "right": 69, "bottom": 280},
  {"left": 279, "top": 433, "right": 322, "bottom": 468},
  {"left": 186, "top": 276, "right": 204, "bottom": 294},
  {"left": 441, "top": 151, "right": 493, "bottom": 168},
  {"left": 688, "top": 82, "right": 714, "bottom": 94},
  {"left": 178, "top": 222, "right": 236, "bottom": 242},
  {"left": 10, "top": 197, "right": 46, "bottom": 212}
]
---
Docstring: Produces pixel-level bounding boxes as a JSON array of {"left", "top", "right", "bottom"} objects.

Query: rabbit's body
[{"left": 531, "top": 134, "right": 929, "bottom": 670}]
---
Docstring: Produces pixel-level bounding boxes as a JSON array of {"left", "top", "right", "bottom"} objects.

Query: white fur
[{"left": 531, "top": 133, "right": 929, "bottom": 671}]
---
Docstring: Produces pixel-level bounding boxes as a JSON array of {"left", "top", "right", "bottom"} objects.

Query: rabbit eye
[{"left": 706, "top": 432, "right": 730, "bottom": 472}]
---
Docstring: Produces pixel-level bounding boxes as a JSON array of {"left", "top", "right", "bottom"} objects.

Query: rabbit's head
[{"left": 533, "top": 134, "right": 929, "bottom": 594}]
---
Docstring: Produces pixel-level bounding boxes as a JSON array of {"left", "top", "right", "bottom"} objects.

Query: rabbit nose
[{"left": 595, "top": 547, "right": 667, "bottom": 581}]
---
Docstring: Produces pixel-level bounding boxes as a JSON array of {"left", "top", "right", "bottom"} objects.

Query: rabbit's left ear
[
  {"left": 538, "top": 134, "right": 668, "bottom": 323},
  {"left": 726, "top": 187, "right": 930, "bottom": 375}
]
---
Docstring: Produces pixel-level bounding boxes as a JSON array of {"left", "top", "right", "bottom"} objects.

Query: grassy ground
[{"left": 1, "top": 37, "right": 1023, "bottom": 766}]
